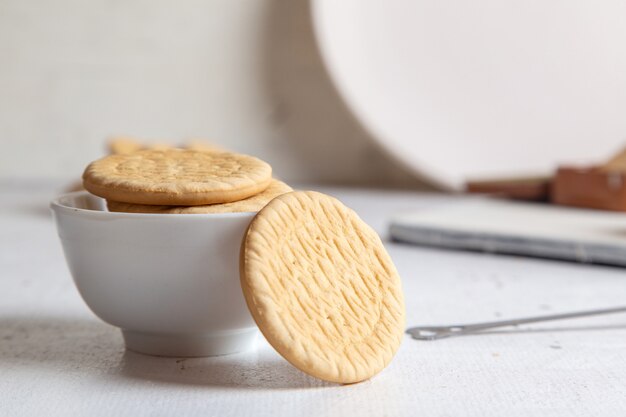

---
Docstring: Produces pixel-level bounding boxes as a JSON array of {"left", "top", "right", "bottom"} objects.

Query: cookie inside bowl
[
  {"left": 105, "top": 179, "right": 292, "bottom": 214},
  {"left": 51, "top": 148, "right": 405, "bottom": 383}
]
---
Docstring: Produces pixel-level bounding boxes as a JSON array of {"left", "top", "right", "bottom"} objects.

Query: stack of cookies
[
  {"left": 81, "top": 148, "right": 405, "bottom": 384},
  {"left": 83, "top": 148, "right": 292, "bottom": 214}
]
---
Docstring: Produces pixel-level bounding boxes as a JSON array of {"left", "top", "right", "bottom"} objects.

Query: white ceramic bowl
[{"left": 51, "top": 191, "right": 258, "bottom": 357}]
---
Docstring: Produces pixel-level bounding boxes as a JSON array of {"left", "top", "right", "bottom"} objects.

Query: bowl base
[{"left": 122, "top": 328, "right": 258, "bottom": 357}]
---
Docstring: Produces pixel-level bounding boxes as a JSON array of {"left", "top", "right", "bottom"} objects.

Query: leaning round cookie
[
  {"left": 240, "top": 191, "right": 405, "bottom": 384},
  {"left": 107, "top": 179, "right": 292, "bottom": 214},
  {"left": 83, "top": 149, "right": 272, "bottom": 206}
]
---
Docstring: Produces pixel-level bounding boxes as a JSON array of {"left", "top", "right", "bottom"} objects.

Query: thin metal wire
[{"left": 406, "top": 306, "right": 626, "bottom": 340}]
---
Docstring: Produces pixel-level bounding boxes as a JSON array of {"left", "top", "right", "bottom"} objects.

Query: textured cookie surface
[
  {"left": 241, "top": 191, "right": 405, "bottom": 384},
  {"left": 106, "top": 179, "right": 292, "bottom": 214},
  {"left": 83, "top": 149, "right": 272, "bottom": 205}
]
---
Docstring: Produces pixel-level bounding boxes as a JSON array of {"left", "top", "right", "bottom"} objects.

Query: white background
[{"left": 0, "top": 0, "right": 420, "bottom": 186}]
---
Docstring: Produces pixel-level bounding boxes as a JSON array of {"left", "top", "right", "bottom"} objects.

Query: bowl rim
[{"left": 50, "top": 191, "right": 258, "bottom": 220}]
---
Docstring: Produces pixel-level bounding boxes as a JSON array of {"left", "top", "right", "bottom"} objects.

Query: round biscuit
[
  {"left": 107, "top": 136, "right": 143, "bottom": 154},
  {"left": 240, "top": 191, "right": 405, "bottom": 384},
  {"left": 82, "top": 149, "right": 272, "bottom": 205},
  {"left": 106, "top": 179, "right": 292, "bottom": 214}
]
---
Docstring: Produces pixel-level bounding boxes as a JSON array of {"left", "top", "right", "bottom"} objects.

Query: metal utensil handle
[{"left": 407, "top": 306, "right": 626, "bottom": 341}]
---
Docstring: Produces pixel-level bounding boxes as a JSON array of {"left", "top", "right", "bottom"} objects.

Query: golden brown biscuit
[
  {"left": 107, "top": 136, "right": 143, "bottom": 154},
  {"left": 106, "top": 179, "right": 292, "bottom": 214},
  {"left": 83, "top": 149, "right": 272, "bottom": 205},
  {"left": 240, "top": 191, "right": 405, "bottom": 384}
]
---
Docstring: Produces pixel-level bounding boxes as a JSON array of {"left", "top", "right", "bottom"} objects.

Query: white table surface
[{"left": 2, "top": 181, "right": 626, "bottom": 416}]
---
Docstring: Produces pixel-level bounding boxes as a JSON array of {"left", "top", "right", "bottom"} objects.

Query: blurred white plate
[{"left": 312, "top": 0, "right": 626, "bottom": 189}]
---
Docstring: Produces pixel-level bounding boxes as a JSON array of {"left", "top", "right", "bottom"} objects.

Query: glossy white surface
[
  {"left": 50, "top": 192, "right": 257, "bottom": 356},
  {"left": 313, "top": 0, "right": 626, "bottom": 189},
  {"left": 2, "top": 182, "right": 626, "bottom": 416}
]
